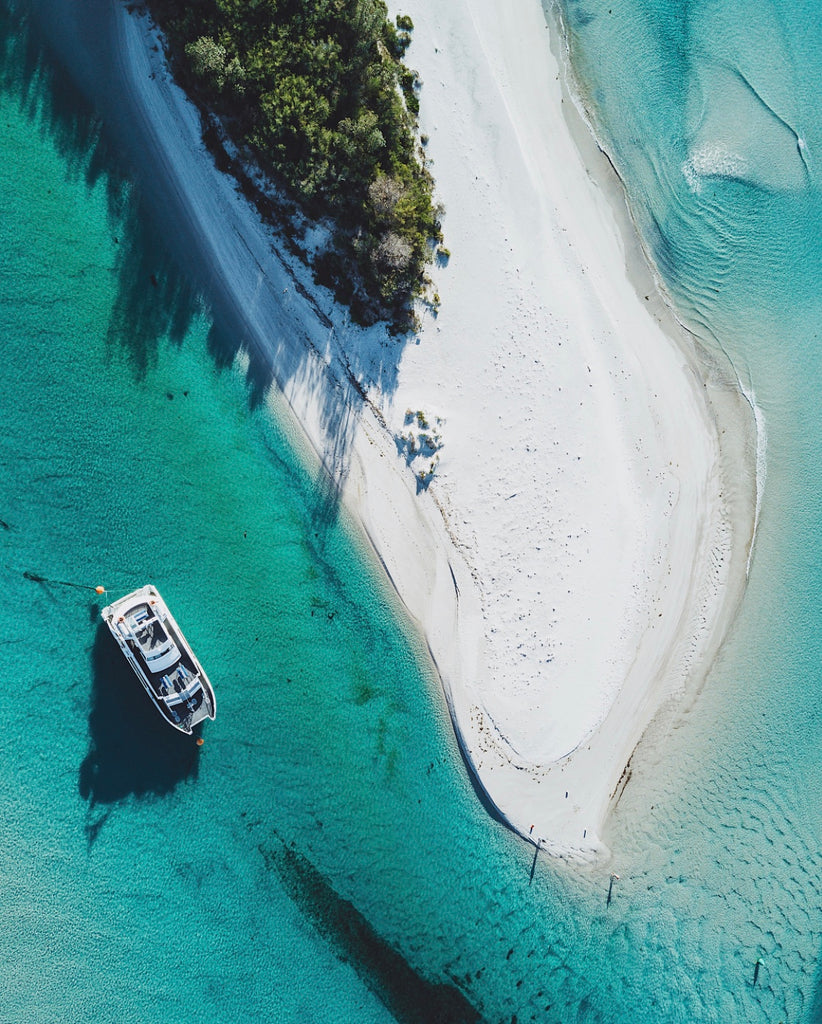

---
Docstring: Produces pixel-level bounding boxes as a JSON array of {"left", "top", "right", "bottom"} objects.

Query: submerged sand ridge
[{"left": 97, "top": 0, "right": 756, "bottom": 858}]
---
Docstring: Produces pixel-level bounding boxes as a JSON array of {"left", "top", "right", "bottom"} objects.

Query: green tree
[{"left": 148, "top": 0, "right": 441, "bottom": 326}]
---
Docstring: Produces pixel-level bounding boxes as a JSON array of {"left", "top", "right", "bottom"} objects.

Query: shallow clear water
[
  {"left": 0, "top": 12, "right": 474, "bottom": 1022},
  {"left": 4, "top": 1, "right": 822, "bottom": 1022},
  {"left": 557, "top": 0, "right": 822, "bottom": 1020}
]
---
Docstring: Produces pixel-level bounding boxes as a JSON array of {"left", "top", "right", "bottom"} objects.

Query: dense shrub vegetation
[{"left": 145, "top": 0, "right": 441, "bottom": 328}]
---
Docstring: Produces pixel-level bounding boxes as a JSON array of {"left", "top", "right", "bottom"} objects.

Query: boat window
[{"left": 135, "top": 620, "right": 170, "bottom": 651}]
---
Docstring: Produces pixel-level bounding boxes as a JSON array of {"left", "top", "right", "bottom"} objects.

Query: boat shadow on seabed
[{"left": 79, "top": 623, "right": 200, "bottom": 837}]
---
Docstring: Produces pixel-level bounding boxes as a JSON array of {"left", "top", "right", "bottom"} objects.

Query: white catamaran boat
[{"left": 102, "top": 584, "right": 216, "bottom": 734}]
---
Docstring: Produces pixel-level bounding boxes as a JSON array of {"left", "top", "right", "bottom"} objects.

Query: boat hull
[{"left": 101, "top": 585, "right": 216, "bottom": 735}]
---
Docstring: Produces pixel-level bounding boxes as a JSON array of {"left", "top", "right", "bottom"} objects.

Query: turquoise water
[
  {"left": 4, "top": 1, "right": 822, "bottom": 1022},
  {"left": 556, "top": 0, "right": 822, "bottom": 1020}
]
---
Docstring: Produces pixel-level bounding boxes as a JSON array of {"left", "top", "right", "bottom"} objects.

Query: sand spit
[{"left": 106, "top": 0, "right": 756, "bottom": 859}]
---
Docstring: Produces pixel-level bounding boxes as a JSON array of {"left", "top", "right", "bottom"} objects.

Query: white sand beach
[{"left": 113, "top": 0, "right": 757, "bottom": 859}]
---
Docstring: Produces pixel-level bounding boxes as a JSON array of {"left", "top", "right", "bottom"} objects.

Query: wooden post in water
[
  {"left": 607, "top": 873, "right": 620, "bottom": 907},
  {"left": 529, "top": 838, "right": 541, "bottom": 886}
]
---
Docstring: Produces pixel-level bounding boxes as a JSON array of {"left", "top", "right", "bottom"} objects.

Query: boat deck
[
  {"left": 156, "top": 653, "right": 200, "bottom": 702},
  {"left": 124, "top": 630, "right": 208, "bottom": 724},
  {"left": 103, "top": 584, "right": 216, "bottom": 734},
  {"left": 131, "top": 607, "right": 169, "bottom": 652}
]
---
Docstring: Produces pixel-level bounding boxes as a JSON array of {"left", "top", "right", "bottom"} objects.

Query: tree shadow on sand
[
  {"left": 7, "top": 0, "right": 416, "bottom": 537},
  {"left": 79, "top": 624, "right": 200, "bottom": 834}
]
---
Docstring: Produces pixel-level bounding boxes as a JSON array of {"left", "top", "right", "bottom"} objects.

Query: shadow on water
[
  {"left": 262, "top": 838, "right": 484, "bottom": 1024},
  {"left": 79, "top": 624, "right": 199, "bottom": 817},
  {"left": 808, "top": 961, "right": 822, "bottom": 1023},
  {"left": 0, "top": 4, "right": 120, "bottom": 214},
  {"left": 4, "top": 0, "right": 414, "bottom": 534},
  {"left": 0, "top": 2, "right": 204, "bottom": 376}
]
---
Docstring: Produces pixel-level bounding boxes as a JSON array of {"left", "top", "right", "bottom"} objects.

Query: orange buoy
[
  {"left": 196, "top": 737, "right": 204, "bottom": 747},
  {"left": 95, "top": 585, "right": 105, "bottom": 594}
]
